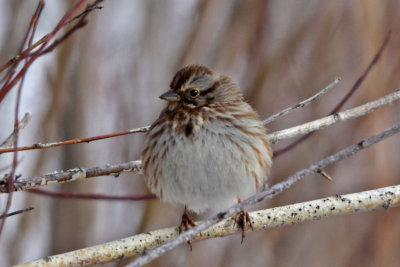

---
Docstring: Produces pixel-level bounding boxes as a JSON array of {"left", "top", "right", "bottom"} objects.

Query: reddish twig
[
  {"left": 331, "top": 30, "right": 392, "bottom": 113},
  {"left": 0, "top": 2, "right": 103, "bottom": 76},
  {"left": 0, "top": 1, "right": 102, "bottom": 76},
  {"left": 0, "top": 0, "right": 102, "bottom": 103},
  {"left": 0, "top": 207, "right": 34, "bottom": 219},
  {"left": 0, "top": 126, "right": 149, "bottom": 154},
  {"left": 0, "top": 0, "right": 44, "bottom": 90},
  {"left": 0, "top": 35, "right": 46, "bottom": 76},
  {"left": 41, "top": 0, "right": 103, "bottom": 55},
  {"left": 0, "top": 0, "right": 103, "bottom": 237},
  {"left": 0, "top": 1, "right": 45, "bottom": 238},
  {"left": 68, "top": 4, "right": 103, "bottom": 24},
  {"left": 274, "top": 30, "right": 392, "bottom": 157},
  {"left": 28, "top": 189, "right": 156, "bottom": 201},
  {"left": 0, "top": 79, "right": 24, "bottom": 237}
]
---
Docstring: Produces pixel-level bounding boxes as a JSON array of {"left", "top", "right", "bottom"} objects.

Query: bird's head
[{"left": 160, "top": 65, "right": 243, "bottom": 109}]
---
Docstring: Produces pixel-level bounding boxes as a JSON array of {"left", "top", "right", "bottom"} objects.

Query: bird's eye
[{"left": 188, "top": 89, "right": 199, "bottom": 98}]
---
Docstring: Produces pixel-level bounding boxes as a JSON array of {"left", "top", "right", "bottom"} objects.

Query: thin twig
[
  {"left": 67, "top": 4, "right": 103, "bottom": 24},
  {"left": 0, "top": 0, "right": 43, "bottom": 235},
  {"left": 317, "top": 170, "right": 333, "bottom": 181},
  {"left": 0, "top": 1, "right": 103, "bottom": 76},
  {"left": 0, "top": 35, "right": 46, "bottom": 76},
  {"left": 0, "top": 74, "right": 24, "bottom": 236},
  {"left": 19, "top": 184, "right": 400, "bottom": 266},
  {"left": 0, "top": 161, "right": 142, "bottom": 192},
  {"left": 130, "top": 121, "right": 400, "bottom": 266},
  {"left": 262, "top": 77, "right": 341, "bottom": 125},
  {"left": 0, "top": 1, "right": 44, "bottom": 85},
  {"left": 0, "top": 0, "right": 99, "bottom": 103},
  {"left": 274, "top": 30, "right": 392, "bottom": 157},
  {"left": 331, "top": 30, "right": 391, "bottom": 113},
  {"left": 28, "top": 188, "right": 155, "bottom": 201},
  {"left": 0, "top": 126, "right": 149, "bottom": 154},
  {"left": 0, "top": 112, "right": 32, "bottom": 148},
  {"left": 0, "top": 207, "right": 34, "bottom": 219},
  {"left": 0, "top": 0, "right": 45, "bottom": 76},
  {"left": 40, "top": 0, "right": 104, "bottom": 56}
]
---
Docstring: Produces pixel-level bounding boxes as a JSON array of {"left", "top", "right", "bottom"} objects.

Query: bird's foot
[
  {"left": 179, "top": 206, "right": 196, "bottom": 250},
  {"left": 234, "top": 198, "right": 254, "bottom": 244}
]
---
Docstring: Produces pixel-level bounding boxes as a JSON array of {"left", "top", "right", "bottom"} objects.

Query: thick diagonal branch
[{"left": 19, "top": 184, "right": 400, "bottom": 267}]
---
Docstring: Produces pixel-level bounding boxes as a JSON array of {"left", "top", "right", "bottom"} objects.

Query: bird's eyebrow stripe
[{"left": 200, "top": 81, "right": 220, "bottom": 96}]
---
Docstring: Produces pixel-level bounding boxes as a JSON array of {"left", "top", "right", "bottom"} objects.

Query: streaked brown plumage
[{"left": 142, "top": 65, "right": 272, "bottom": 216}]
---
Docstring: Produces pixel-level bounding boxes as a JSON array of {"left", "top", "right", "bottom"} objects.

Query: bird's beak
[{"left": 159, "top": 89, "right": 181, "bottom": 102}]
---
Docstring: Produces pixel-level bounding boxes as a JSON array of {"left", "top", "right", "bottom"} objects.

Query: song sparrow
[{"left": 142, "top": 65, "right": 272, "bottom": 236}]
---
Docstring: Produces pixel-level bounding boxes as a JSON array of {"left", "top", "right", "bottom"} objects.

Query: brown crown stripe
[{"left": 170, "top": 65, "right": 213, "bottom": 90}]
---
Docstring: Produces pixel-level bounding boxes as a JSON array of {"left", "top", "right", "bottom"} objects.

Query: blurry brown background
[{"left": 0, "top": 1, "right": 400, "bottom": 266}]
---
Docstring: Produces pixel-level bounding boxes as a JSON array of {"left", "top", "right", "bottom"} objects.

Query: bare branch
[
  {"left": 0, "top": 126, "right": 149, "bottom": 154},
  {"left": 0, "top": 1, "right": 103, "bottom": 76},
  {"left": 0, "top": 161, "right": 141, "bottom": 193},
  {"left": 19, "top": 184, "right": 400, "bottom": 266},
  {"left": 0, "top": 22, "right": 39, "bottom": 235},
  {"left": 267, "top": 89, "right": 400, "bottom": 144},
  {"left": 331, "top": 30, "right": 391, "bottom": 113},
  {"left": 262, "top": 77, "right": 340, "bottom": 125},
  {"left": 0, "top": 0, "right": 102, "bottom": 103},
  {"left": 274, "top": 30, "right": 392, "bottom": 156},
  {"left": 0, "top": 1, "right": 44, "bottom": 83}
]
